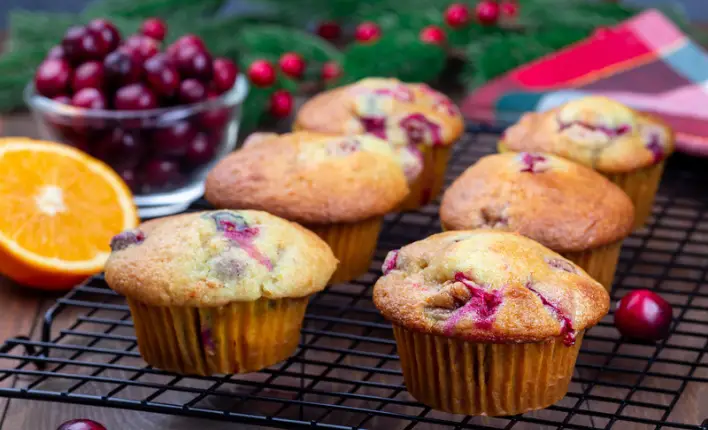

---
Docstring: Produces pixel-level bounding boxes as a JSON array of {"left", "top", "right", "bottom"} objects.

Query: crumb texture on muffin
[
  {"left": 293, "top": 78, "right": 464, "bottom": 148},
  {"left": 501, "top": 96, "right": 675, "bottom": 173},
  {"left": 440, "top": 152, "right": 634, "bottom": 252},
  {"left": 373, "top": 230, "right": 609, "bottom": 344},
  {"left": 204, "top": 131, "right": 409, "bottom": 224},
  {"left": 105, "top": 210, "right": 338, "bottom": 306}
]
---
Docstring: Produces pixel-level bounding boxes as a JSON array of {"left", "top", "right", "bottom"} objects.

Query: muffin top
[
  {"left": 205, "top": 131, "right": 409, "bottom": 224},
  {"left": 374, "top": 230, "right": 609, "bottom": 345},
  {"left": 105, "top": 210, "right": 337, "bottom": 306},
  {"left": 440, "top": 152, "right": 634, "bottom": 252},
  {"left": 500, "top": 96, "right": 675, "bottom": 173},
  {"left": 294, "top": 78, "right": 465, "bottom": 148}
]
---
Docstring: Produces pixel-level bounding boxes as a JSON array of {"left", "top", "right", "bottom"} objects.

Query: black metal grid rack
[{"left": 0, "top": 125, "right": 707, "bottom": 429}]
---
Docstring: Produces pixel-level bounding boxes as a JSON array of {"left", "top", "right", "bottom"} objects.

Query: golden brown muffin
[
  {"left": 500, "top": 96, "right": 674, "bottom": 228},
  {"left": 294, "top": 78, "right": 465, "bottom": 209},
  {"left": 105, "top": 210, "right": 337, "bottom": 375},
  {"left": 374, "top": 230, "right": 609, "bottom": 416},
  {"left": 439, "top": 152, "right": 633, "bottom": 290},
  {"left": 205, "top": 131, "right": 408, "bottom": 283}
]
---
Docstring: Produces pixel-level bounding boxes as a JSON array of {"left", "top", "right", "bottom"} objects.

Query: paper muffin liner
[
  {"left": 393, "top": 325, "right": 583, "bottom": 416},
  {"left": 128, "top": 296, "right": 309, "bottom": 376},
  {"left": 399, "top": 145, "right": 452, "bottom": 211},
  {"left": 604, "top": 161, "right": 665, "bottom": 229},
  {"left": 306, "top": 216, "right": 383, "bottom": 283},
  {"left": 499, "top": 142, "right": 665, "bottom": 229},
  {"left": 562, "top": 241, "right": 623, "bottom": 292}
]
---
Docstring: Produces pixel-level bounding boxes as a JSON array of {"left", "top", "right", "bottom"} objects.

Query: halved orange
[{"left": 0, "top": 138, "right": 138, "bottom": 290}]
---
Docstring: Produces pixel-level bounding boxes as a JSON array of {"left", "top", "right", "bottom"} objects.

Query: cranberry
[
  {"left": 110, "top": 229, "right": 145, "bottom": 251},
  {"left": 57, "top": 418, "right": 106, "bottom": 430},
  {"left": 62, "top": 26, "right": 106, "bottom": 63},
  {"left": 355, "top": 22, "right": 382, "bottom": 43},
  {"left": 153, "top": 120, "right": 196, "bottom": 157},
  {"left": 269, "top": 90, "right": 293, "bottom": 118},
  {"left": 103, "top": 50, "right": 142, "bottom": 87},
  {"left": 117, "top": 167, "right": 140, "bottom": 192},
  {"left": 501, "top": 1, "right": 519, "bottom": 18},
  {"left": 445, "top": 3, "right": 471, "bottom": 28},
  {"left": 174, "top": 44, "right": 213, "bottom": 81},
  {"left": 47, "top": 45, "right": 66, "bottom": 60},
  {"left": 72, "top": 61, "right": 104, "bottom": 92},
  {"left": 87, "top": 19, "right": 121, "bottom": 53},
  {"left": 278, "top": 52, "right": 306, "bottom": 79},
  {"left": 143, "top": 159, "right": 182, "bottom": 189},
  {"left": 174, "top": 34, "right": 206, "bottom": 51},
  {"left": 316, "top": 21, "right": 341, "bottom": 41},
  {"left": 178, "top": 79, "right": 207, "bottom": 104},
  {"left": 114, "top": 83, "right": 158, "bottom": 110},
  {"left": 141, "top": 18, "right": 168, "bottom": 41},
  {"left": 185, "top": 132, "right": 217, "bottom": 166},
  {"left": 199, "top": 106, "right": 230, "bottom": 129},
  {"left": 212, "top": 58, "right": 239, "bottom": 93},
  {"left": 34, "top": 59, "right": 72, "bottom": 98},
  {"left": 321, "top": 61, "right": 342, "bottom": 81},
  {"left": 144, "top": 54, "right": 179, "bottom": 98},
  {"left": 93, "top": 128, "right": 145, "bottom": 168},
  {"left": 122, "top": 35, "right": 159, "bottom": 62},
  {"left": 420, "top": 25, "right": 446, "bottom": 44},
  {"left": 71, "top": 88, "right": 107, "bottom": 110},
  {"left": 247, "top": 60, "right": 276, "bottom": 87},
  {"left": 615, "top": 290, "right": 673, "bottom": 342},
  {"left": 476, "top": 0, "right": 501, "bottom": 25}
]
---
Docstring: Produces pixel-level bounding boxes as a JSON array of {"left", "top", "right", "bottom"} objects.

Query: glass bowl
[{"left": 24, "top": 76, "right": 249, "bottom": 217}]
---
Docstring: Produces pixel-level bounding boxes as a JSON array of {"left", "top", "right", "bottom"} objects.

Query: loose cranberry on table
[
  {"left": 87, "top": 18, "right": 122, "bottom": 53},
  {"left": 103, "top": 50, "right": 142, "bottom": 87},
  {"left": 143, "top": 54, "right": 179, "bottom": 98},
  {"left": 57, "top": 418, "right": 106, "bottom": 430},
  {"left": 71, "top": 88, "right": 107, "bottom": 110},
  {"left": 278, "top": 52, "right": 306, "bottom": 79},
  {"left": 173, "top": 44, "right": 213, "bottom": 82},
  {"left": 153, "top": 120, "right": 196, "bottom": 157},
  {"left": 114, "top": 83, "right": 158, "bottom": 110},
  {"left": 615, "top": 289, "right": 673, "bottom": 342},
  {"left": 247, "top": 60, "right": 276, "bottom": 87},
  {"left": 34, "top": 59, "right": 71, "bottom": 97},
  {"left": 212, "top": 58, "right": 239, "bottom": 92},
  {"left": 178, "top": 79, "right": 207, "bottom": 104},
  {"left": 72, "top": 61, "right": 104, "bottom": 92},
  {"left": 141, "top": 17, "right": 167, "bottom": 41},
  {"left": 62, "top": 26, "right": 107, "bottom": 63}
]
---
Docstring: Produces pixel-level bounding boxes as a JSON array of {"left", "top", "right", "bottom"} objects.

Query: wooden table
[{"left": 0, "top": 113, "right": 706, "bottom": 429}]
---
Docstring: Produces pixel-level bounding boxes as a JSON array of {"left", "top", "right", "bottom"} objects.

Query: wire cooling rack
[{"left": 0, "top": 124, "right": 707, "bottom": 429}]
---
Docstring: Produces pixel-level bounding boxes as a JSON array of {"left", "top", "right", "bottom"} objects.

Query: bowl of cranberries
[{"left": 26, "top": 18, "right": 248, "bottom": 217}]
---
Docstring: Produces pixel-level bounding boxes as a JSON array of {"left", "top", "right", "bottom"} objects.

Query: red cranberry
[
  {"left": 501, "top": 1, "right": 519, "bottom": 18},
  {"left": 476, "top": 0, "right": 501, "bottom": 25},
  {"left": 141, "top": 18, "right": 168, "bottom": 41},
  {"left": 47, "top": 45, "right": 66, "bottom": 60},
  {"left": 212, "top": 58, "right": 239, "bottom": 93},
  {"left": 355, "top": 22, "right": 382, "bottom": 43},
  {"left": 34, "top": 59, "right": 72, "bottom": 98},
  {"left": 87, "top": 19, "right": 121, "bottom": 53},
  {"left": 114, "top": 83, "right": 158, "bottom": 110},
  {"left": 615, "top": 290, "right": 673, "bottom": 342},
  {"left": 117, "top": 167, "right": 140, "bottom": 192},
  {"left": 278, "top": 52, "right": 306, "bottom": 79},
  {"left": 122, "top": 35, "right": 159, "bottom": 62},
  {"left": 62, "top": 26, "right": 106, "bottom": 63},
  {"left": 144, "top": 54, "right": 179, "bottom": 98},
  {"left": 269, "top": 90, "right": 293, "bottom": 118},
  {"left": 178, "top": 79, "right": 207, "bottom": 104},
  {"left": 143, "top": 159, "right": 182, "bottom": 189},
  {"left": 174, "top": 34, "right": 206, "bottom": 51},
  {"left": 174, "top": 44, "right": 213, "bottom": 81},
  {"left": 445, "top": 3, "right": 471, "bottom": 28},
  {"left": 104, "top": 50, "right": 142, "bottom": 87},
  {"left": 93, "top": 128, "right": 145, "bottom": 168},
  {"left": 153, "top": 121, "right": 196, "bottom": 157},
  {"left": 185, "top": 132, "right": 217, "bottom": 166},
  {"left": 420, "top": 25, "right": 446, "bottom": 44},
  {"left": 71, "top": 88, "right": 107, "bottom": 110},
  {"left": 57, "top": 418, "right": 107, "bottom": 430},
  {"left": 316, "top": 21, "right": 341, "bottom": 41},
  {"left": 321, "top": 61, "right": 342, "bottom": 81},
  {"left": 247, "top": 60, "right": 276, "bottom": 87},
  {"left": 199, "top": 106, "right": 230, "bottom": 129},
  {"left": 72, "top": 61, "right": 104, "bottom": 92}
]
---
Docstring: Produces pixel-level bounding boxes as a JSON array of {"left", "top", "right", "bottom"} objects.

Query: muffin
[
  {"left": 374, "top": 230, "right": 609, "bottom": 416},
  {"left": 440, "top": 152, "right": 634, "bottom": 291},
  {"left": 205, "top": 131, "right": 409, "bottom": 283},
  {"left": 500, "top": 96, "right": 674, "bottom": 228},
  {"left": 294, "top": 77, "right": 465, "bottom": 210},
  {"left": 105, "top": 210, "right": 337, "bottom": 376}
]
